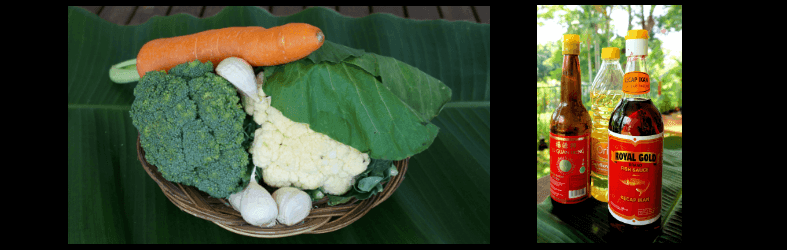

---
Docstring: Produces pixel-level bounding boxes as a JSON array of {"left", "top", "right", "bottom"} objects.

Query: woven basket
[{"left": 136, "top": 136, "right": 408, "bottom": 238}]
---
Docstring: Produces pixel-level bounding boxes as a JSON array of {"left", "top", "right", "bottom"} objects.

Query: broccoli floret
[
  {"left": 130, "top": 60, "right": 250, "bottom": 199},
  {"left": 168, "top": 60, "right": 215, "bottom": 81}
]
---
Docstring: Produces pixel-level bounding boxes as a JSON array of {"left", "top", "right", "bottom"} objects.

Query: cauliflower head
[{"left": 245, "top": 85, "right": 370, "bottom": 195}]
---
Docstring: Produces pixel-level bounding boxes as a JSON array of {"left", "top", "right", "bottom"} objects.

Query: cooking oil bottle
[{"left": 589, "top": 47, "right": 624, "bottom": 203}]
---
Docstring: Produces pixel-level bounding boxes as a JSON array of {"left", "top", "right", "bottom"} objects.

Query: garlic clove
[
  {"left": 216, "top": 57, "right": 259, "bottom": 102},
  {"left": 272, "top": 187, "right": 312, "bottom": 226},
  {"left": 235, "top": 166, "right": 278, "bottom": 227},
  {"left": 240, "top": 180, "right": 278, "bottom": 227}
]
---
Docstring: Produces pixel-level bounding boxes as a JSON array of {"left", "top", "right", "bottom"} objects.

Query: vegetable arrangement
[{"left": 120, "top": 23, "right": 451, "bottom": 227}]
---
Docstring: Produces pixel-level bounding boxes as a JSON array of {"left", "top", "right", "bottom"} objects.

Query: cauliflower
[{"left": 244, "top": 84, "right": 371, "bottom": 195}]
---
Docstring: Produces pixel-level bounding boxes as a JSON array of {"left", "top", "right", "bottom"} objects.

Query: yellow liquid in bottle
[{"left": 590, "top": 90, "right": 623, "bottom": 203}]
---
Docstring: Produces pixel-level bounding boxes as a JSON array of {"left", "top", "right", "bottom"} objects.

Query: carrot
[{"left": 136, "top": 23, "right": 324, "bottom": 78}]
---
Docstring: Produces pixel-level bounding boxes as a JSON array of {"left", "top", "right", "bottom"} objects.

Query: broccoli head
[{"left": 130, "top": 60, "right": 250, "bottom": 199}]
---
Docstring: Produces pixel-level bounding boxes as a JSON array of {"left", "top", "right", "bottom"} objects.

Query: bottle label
[
  {"left": 591, "top": 138, "right": 609, "bottom": 176},
  {"left": 608, "top": 131, "right": 663, "bottom": 225},
  {"left": 622, "top": 72, "right": 650, "bottom": 95},
  {"left": 550, "top": 132, "right": 590, "bottom": 204}
]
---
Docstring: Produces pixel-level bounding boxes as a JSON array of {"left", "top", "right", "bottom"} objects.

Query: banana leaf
[
  {"left": 536, "top": 137, "right": 683, "bottom": 243},
  {"left": 68, "top": 6, "right": 490, "bottom": 243}
]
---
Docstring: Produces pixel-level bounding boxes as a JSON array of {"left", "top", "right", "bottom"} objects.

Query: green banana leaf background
[{"left": 67, "top": 6, "right": 490, "bottom": 243}]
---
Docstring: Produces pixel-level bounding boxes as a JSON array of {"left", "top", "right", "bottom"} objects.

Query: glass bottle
[
  {"left": 607, "top": 29, "right": 664, "bottom": 242},
  {"left": 550, "top": 34, "right": 592, "bottom": 211}
]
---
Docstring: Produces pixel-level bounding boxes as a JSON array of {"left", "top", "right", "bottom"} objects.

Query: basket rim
[{"left": 136, "top": 135, "right": 408, "bottom": 238}]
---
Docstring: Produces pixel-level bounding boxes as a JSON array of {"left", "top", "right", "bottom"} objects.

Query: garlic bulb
[
  {"left": 216, "top": 57, "right": 259, "bottom": 101},
  {"left": 272, "top": 187, "right": 312, "bottom": 226}
]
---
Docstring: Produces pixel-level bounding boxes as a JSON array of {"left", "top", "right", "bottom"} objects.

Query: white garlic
[
  {"left": 271, "top": 187, "right": 312, "bottom": 226},
  {"left": 216, "top": 57, "right": 259, "bottom": 101},
  {"left": 240, "top": 179, "right": 278, "bottom": 227},
  {"left": 229, "top": 166, "right": 278, "bottom": 227}
]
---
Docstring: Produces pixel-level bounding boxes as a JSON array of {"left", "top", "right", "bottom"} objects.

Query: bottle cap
[
  {"left": 562, "top": 34, "right": 580, "bottom": 55},
  {"left": 625, "top": 30, "right": 648, "bottom": 57},
  {"left": 601, "top": 47, "right": 620, "bottom": 59},
  {"left": 625, "top": 30, "right": 649, "bottom": 40}
]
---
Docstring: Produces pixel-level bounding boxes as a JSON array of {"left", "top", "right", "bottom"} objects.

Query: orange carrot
[{"left": 136, "top": 23, "right": 324, "bottom": 78}]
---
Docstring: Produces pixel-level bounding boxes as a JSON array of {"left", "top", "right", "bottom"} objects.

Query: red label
[
  {"left": 550, "top": 132, "right": 590, "bottom": 204},
  {"left": 608, "top": 131, "right": 663, "bottom": 225}
]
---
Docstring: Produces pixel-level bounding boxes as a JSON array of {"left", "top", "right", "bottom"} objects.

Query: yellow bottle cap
[
  {"left": 625, "top": 30, "right": 649, "bottom": 40},
  {"left": 562, "top": 34, "right": 580, "bottom": 55},
  {"left": 601, "top": 47, "right": 620, "bottom": 59}
]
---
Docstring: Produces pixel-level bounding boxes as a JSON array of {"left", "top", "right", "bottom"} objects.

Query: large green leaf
[
  {"left": 262, "top": 41, "right": 452, "bottom": 160},
  {"left": 68, "top": 6, "right": 489, "bottom": 243}
]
